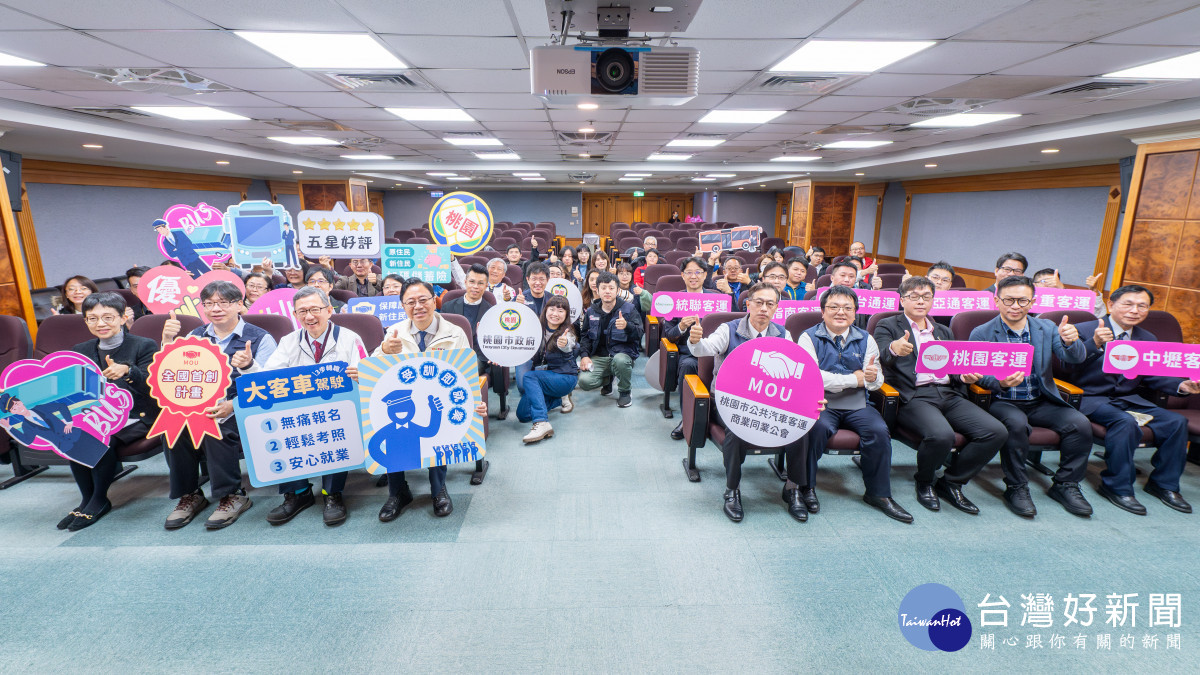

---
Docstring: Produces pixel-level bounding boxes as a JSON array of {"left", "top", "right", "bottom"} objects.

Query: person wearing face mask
[
  {"left": 334, "top": 258, "right": 383, "bottom": 297},
  {"left": 517, "top": 296, "right": 580, "bottom": 444}
]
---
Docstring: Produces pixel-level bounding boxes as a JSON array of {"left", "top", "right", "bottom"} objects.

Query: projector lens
[{"left": 595, "top": 48, "right": 634, "bottom": 93}]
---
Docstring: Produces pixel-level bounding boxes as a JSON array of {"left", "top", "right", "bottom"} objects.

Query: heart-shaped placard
[
  {"left": 157, "top": 202, "right": 231, "bottom": 267},
  {"left": 137, "top": 267, "right": 245, "bottom": 321}
]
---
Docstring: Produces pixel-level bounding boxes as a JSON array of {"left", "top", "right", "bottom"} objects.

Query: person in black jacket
[
  {"left": 874, "top": 277, "right": 1007, "bottom": 515},
  {"left": 517, "top": 296, "right": 580, "bottom": 443},
  {"left": 440, "top": 263, "right": 494, "bottom": 356},
  {"left": 578, "top": 271, "right": 643, "bottom": 408}
]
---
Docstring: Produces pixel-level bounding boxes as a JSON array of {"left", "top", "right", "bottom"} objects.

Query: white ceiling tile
[
  {"left": 800, "top": 95, "right": 911, "bottom": 112},
  {"left": 468, "top": 120, "right": 543, "bottom": 131},
  {"left": 93, "top": 30, "right": 290, "bottom": 68},
  {"left": 0, "top": 30, "right": 165, "bottom": 67},
  {"left": 698, "top": 71, "right": 756, "bottom": 94},
  {"left": 619, "top": 122, "right": 692, "bottom": 132},
  {"left": 547, "top": 109, "right": 626, "bottom": 122},
  {"left": 972, "top": 99, "right": 1081, "bottom": 114},
  {"left": 56, "top": 89, "right": 181, "bottom": 106},
  {"left": 925, "top": 74, "right": 1080, "bottom": 99},
  {"left": 0, "top": 79, "right": 31, "bottom": 90},
  {"left": 169, "top": 91, "right": 282, "bottom": 107},
  {"left": 0, "top": 89, "right": 90, "bottom": 106},
  {"left": 1045, "top": 98, "right": 1172, "bottom": 115},
  {"left": 0, "top": 66, "right": 126, "bottom": 90},
  {"left": 449, "top": 92, "right": 543, "bottom": 109},
  {"left": 298, "top": 107, "right": 398, "bottom": 121},
  {"left": 884, "top": 41, "right": 1073, "bottom": 75},
  {"left": 1096, "top": 6, "right": 1200, "bottom": 46},
  {"left": 818, "top": 0, "right": 1029, "bottom": 39},
  {"left": 186, "top": 68, "right": 338, "bottom": 92},
  {"left": 257, "top": 91, "right": 370, "bottom": 107},
  {"left": 470, "top": 108, "right": 546, "bottom": 122},
  {"left": 675, "top": 39, "right": 800, "bottom": 71},
  {"left": 998, "top": 44, "right": 1197, "bottom": 77},
  {"left": 762, "top": 124, "right": 829, "bottom": 134},
  {"left": 165, "top": 0, "right": 365, "bottom": 31},
  {"left": 213, "top": 107, "right": 323, "bottom": 120},
  {"left": 405, "top": 120, "right": 486, "bottom": 132},
  {"left": 421, "top": 69, "right": 530, "bottom": 93},
  {"left": 771, "top": 110, "right": 879, "bottom": 125},
  {"left": 342, "top": 91, "right": 457, "bottom": 107},
  {"left": 680, "top": 0, "right": 857, "bottom": 38},
  {"left": 835, "top": 73, "right": 976, "bottom": 96},
  {"left": 958, "top": 0, "right": 1200, "bottom": 42},
  {"left": 2, "top": 0, "right": 217, "bottom": 29},
  {"left": 0, "top": 4, "right": 62, "bottom": 29},
  {"left": 378, "top": 36, "right": 528, "bottom": 69},
  {"left": 491, "top": 130, "right": 550, "bottom": 139},
  {"left": 670, "top": 94, "right": 735, "bottom": 109},
  {"left": 844, "top": 112, "right": 930, "bottom": 125},
  {"left": 341, "top": 0, "right": 516, "bottom": 35},
  {"left": 1128, "top": 79, "right": 1200, "bottom": 100}
]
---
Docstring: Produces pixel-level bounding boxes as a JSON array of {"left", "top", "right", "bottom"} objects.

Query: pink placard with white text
[
  {"left": 1032, "top": 288, "right": 1096, "bottom": 313},
  {"left": 929, "top": 292, "right": 996, "bottom": 316},
  {"left": 915, "top": 340, "right": 1034, "bottom": 378},
  {"left": 650, "top": 292, "right": 731, "bottom": 320},
  {"left": 711, "top": 337, "right": 824, "bottom": 448},
  {"left": 773, "top": 300, "right": 821, "bottom": 321},
  {"left": 247, "top": 288, "right": 300, "bottom": 331},
  {"left": 1103, "top": 340, "right": 1200, "bottom": 380}
]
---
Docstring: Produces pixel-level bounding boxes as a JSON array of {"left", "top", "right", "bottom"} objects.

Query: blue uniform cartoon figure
[
  {"left": 0, "top": 394, "right": 109, "bottom": 467},
  {"left": 281, "top": 222, "right": 299, "bottom": 269},
  {"left": 153, "top": 218, "right": 212, "bottom": 279},
  {"left": 366, "top": 389, "right": 443, "bottom": 472}
]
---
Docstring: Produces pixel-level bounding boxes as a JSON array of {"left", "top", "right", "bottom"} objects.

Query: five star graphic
[
  {"left": 333, "top": 219, "right": 345, "bottom": 231},
  {"left": 318, "top": 218, "right": 331, "bottom": 231},
  {"left": 302, "top": 218, "right": 316, "bottom": 230}
]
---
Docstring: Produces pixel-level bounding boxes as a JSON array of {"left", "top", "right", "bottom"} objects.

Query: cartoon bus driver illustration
[
  {"left": 367, "top": 389, "right": 444, "bottom": 473},
  {"left": 0, "top": 393, "right": 108, "bottom": 467}
]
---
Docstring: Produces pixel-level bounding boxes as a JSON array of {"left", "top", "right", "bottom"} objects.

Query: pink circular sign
[{"left": 712, "top": 336, "right": 823, "bottom": 447}]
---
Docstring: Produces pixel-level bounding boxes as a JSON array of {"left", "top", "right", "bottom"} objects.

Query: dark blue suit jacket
[
  {"left": 969, "top": 314, "right": 1086, "bottom": 407},
  {"left": 6, "top": 402, "right": 108, "bottom": 465},
  {"left": 1070, "top": 318, "right": 1185, "bottom": 415},
  {"left": 162, "top": 230, "right": 202, "bottom": 267}
]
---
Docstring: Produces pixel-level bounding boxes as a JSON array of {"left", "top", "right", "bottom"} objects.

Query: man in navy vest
[
  {"left": 798, "top": 285, "right": 912, "bottom": 523},
  {"left": 689, "top": 282, "right": 818, "bottom": 523},
  {"left": 1071, "top": 285, "right": 1200, "bottom": 514},
  {"left": 968, "top": 275, "right": 1093, "bottom": 518}
]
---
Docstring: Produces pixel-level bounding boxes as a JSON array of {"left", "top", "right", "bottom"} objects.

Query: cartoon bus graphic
[
  {"left": 698, "top": 226, "right": 761, "bottom": 253},
  {"left": 1, "top": 364, "right": 103, "bottom": 420},
  {"left": 225, "top": 201, "right": 291, "bottom": 269}
]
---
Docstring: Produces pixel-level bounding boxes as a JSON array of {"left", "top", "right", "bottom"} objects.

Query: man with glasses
[
  {"left": 160, "top": 280, "right": 277, "bottom": 530},
  {"left": 968, "top": 275, "right": 1093, "bottom": 518},
  {"left": 253, "top": 286, "right": 367, "bottom": 527},
  {"left": 874, "top": 277, "right": 1007, "bottom": 514},
  {"left": 925, "top": 262, "right": 955, "bottom": 292},
  {"left": 688, "top": 282, "right": 816, "bottom": 522},
  {"left": 334, "top": 258, "right": 382, "bottom": 297},
  {"left": 798, "top": 286, "right": 911, "bottom": 523},
  {"left": 664, "top": 257, "right": 724, "bottom": 440},
  {"left": 986, "top": 252, "right": 1028, "bottom": 293},
  {"left": 305, "top": 267, "right": 346, "bottom": 312},
  {"left": 1070, "top": 285, "right": 1200, "bottom": 515}
]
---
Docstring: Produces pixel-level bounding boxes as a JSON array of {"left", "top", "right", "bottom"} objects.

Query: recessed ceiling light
[
  {"left": 235, "top": 31, "right": 405, "bottom": 69},
  {"left": 513, "top": 172, "right": 541, "bottom": 177},
  {"left": 666, "top": 138, "right": 725, "bottom": 148},
  {"left": 577, "top": 102, "right": 599, "bottom": 110},
  {"left": 624, "top": 173, "right": 652, "bottom": 177},
  {"left": 394, "top": 183, "right": 402, "bottom": 186},
  {"left": 293, "top": 170, "right": 304, "bottom": 174},
  {"left": 0, "top": 51, "right": 43, "bottom": 66},
  {"left": 1041, "top": 148, "right": 1060, "bottom": 154},
  {"left": 650, "top": 6, "right": 674, "bottom": 12},
  {"left": 445, "top": 176, "right": 472, "bottom": 181},
  {"left": 386, "top": 108, "right": 474, "bottom": 122},
  {"left": 444, "top": 137, "right": 503, "bottom": 146},
  {"left": 647, "top": 153, "right": 691, "bottom": 160},
  {"left": 578, "top": 126, "right": 595, "bottom": 133},
  {"left": 697, "top": 110, "right": 785, "bottom": 124},
  {"left": 340, "top": 153, "right": 394, "bottom": 159},
  {"left": 771, "top": 40, "right": 935, "bottom": 73},
  {"left": 706, "top": 173, "right": 736, "bottom": 178},
  {"left": 578, "top": 153, "right": 591, "bottom": 158},
  {"left": 855, "top": 172, "right": 865, "bottom": 176},
  {"left": 131, "top": 106, "right": 249, "bottom": 121},
  {"left": 909, "top": 113, "right": 1020, "bottom": 127},
  {"left": 269, "top": 136, "right": 339, "bottom": 145},
  {"left": 925, "top": 163, "right": 938, "bottom": 168},
  {"left": 426, "top": 172, "right": 458, "bottom": 177},
  {"left": 822, "top": 140, "right": 893, "bottom": 149},
  {"left": 215, "top": 160, "right": 230, "bottom": 165},
  {"left": 474, "top": 151, "right": 520, "bottom": 160},
  {"left": 691, "top": 177, "right": 716, "bottom": 182},
  {"left": 618, "top": 177, "right": 643, "bottom": 181},
  {"left": 82, "top": 144, "right": 103, "bottom": 149},
  {"left": 364, "top": 180, "right": 373, "bottom": 183},
  {"left": 1104, "top": 51, "right": 1200, "bottom": 79},
  {"left": 770, "top": 155, "right": 821, "bottom": 162},
  {"left": 521, "top": 177, "right": 547, "bottom": 181},
  {"left": 738, "top": 187, "right": 744, "bottom": 190},
  {"left": 759, "top": 184, "right": 766, "bottom": 188}
]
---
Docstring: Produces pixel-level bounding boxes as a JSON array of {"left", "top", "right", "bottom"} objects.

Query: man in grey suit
[{"left": 968, "top": 275, "right": 1094, "bottom": 519}]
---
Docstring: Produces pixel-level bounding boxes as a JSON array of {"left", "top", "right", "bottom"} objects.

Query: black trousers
[
  {"left": 166, "top": 417, "right": 245, "bottom": 500},
  {"left": 70, "top": 419, "right": 150, "bottom": 510},
  {"left": 807, "top": 406, "right": 893, "bottom": 498},
  {"left": 988, "top": 398, "right": 1093, "bottom": 487},
  {"left": 676, "top": 354, "right": 698, "bottom": 402},
  {"left": 715, "top": 409, "right": 806, "bottom": 490},
  {"left": 898, "top": 386, "right": 1007, "bottom": 485}
]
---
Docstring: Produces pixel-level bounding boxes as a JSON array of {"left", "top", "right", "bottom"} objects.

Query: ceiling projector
[{"left": 531, "top": 45, "right": 698, "bottom": 106}]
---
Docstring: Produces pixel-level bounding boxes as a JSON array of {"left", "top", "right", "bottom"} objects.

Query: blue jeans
[
  {"left": 515, "top": 359, "right": 533, "bottom": 394},
  {"left": 517, "top": 370, "right": 578, "bottom": 423}
]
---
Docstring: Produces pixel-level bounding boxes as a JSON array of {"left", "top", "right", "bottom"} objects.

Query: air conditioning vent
[
  {"left": 266, "top": 120, "right": 352, "bottom": 132},
  {"left": 683, "top": 133, "right": 726, "bottom": 139},
  {"left": 749, "top": 73, "right": 866, "bottom": 94},
  {"left": 339, "top": 137, "right": 388, "bottom": 150},
  {"left": 71, "top": 67, "right": 233, "bottom": 96},
  {"left": 563, "top": 154, "right": 605, "bottom": 160},
  {"left": 71, "top": 107, "right": 153, "bottom": 119},
  {"left": 811, "top": 125, "right": 890, "bottom": 136},
  {"left": 557, "top": 131, "right": 614, "bottom": 145},
  {"left": 1028, "top": 79, "right": 1171, "bottom": 100},
  {"left": 320, "top": 71, "right": 433, "bottom": 92},
  {"left": 880, "top": 97, "right": 996, "bottom": 117},
  {"left": 639, "top": 49, "right": 699, "bottom": 95}
]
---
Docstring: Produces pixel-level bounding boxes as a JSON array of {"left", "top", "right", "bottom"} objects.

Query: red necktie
[{"left": 313, "top": 339, "right": 324, "bottom": 362}]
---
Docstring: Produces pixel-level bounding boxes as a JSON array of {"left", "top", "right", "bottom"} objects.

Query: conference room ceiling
[{"left": 0, "top": 0, "right": 1198, "bottom": 189}]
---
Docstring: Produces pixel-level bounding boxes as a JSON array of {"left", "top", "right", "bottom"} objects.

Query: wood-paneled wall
[
  {"left": 1114, "top": 138, "right": 1200, "bottom": 342},
  {"left": 788, "top": 181, "right": 856, "bottom": 252},
  {"left": 581, "top": 193, "right": 693, "bottom": 238}
]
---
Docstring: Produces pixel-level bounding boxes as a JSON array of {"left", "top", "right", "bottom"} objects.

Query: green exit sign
[{"left": 632, "top": 190, "right": 645, "bottom": 197}]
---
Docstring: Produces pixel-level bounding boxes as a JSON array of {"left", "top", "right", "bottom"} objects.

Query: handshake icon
[{"left": 751, "top": 349, "right": 805, "bottom": 379}]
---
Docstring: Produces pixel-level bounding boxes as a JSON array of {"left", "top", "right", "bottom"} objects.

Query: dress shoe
[
  {"left": 67, "top": 501, "right": 111, "bottom": 532},
  {"left": 323, "top": 492, "right": 347, "bottom": 526},
  {"left": 915, "top": 482, "right": 940, "bottom": 512},
  {"left": 1003, "top": 484, "right": 1037, "bottom": 518},
  {"left": 723, "top": 488, "right": 743, "bottom": 522},
  {"left": 1144, "top": 482, "right": 1192, "bottom": 513},
  {"left": 863, "top": 494, "right": 914, "bottom": 523},
  {"left": 935, "top": 479, "right": 979, "bottom": 515},
  {"left": 670, "top": 421, "right": 684, "bottom": 441},
  {"left": 1096, "top": 483, "right": 1146, "bottom": 515},
  {"left": 801, "top": 487, "right": 820, "bottom": 514},
  {"left": 433, "top": 489, "right": 453, "bottom": 517},
  {"left": 57, "top": 511, "right": 82, "bottom": 531},
  {"left": 1048, "top": 481, "right": 1093, "bottom": 517},
  {"left": 782, "top": 487, "right": 808, "bottom": 523},
  {"left": 378, "top": 488, "right": 414, "bottom": 523},
  {"left": 267, "top": 487, "right": 315, "bottom": 525}
]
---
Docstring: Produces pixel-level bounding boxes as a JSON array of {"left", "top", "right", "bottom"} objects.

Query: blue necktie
[
  {"left": 835, "top": 335, "right": 844, "bottom": 350},
  {"left": 417, "top": 330, "right": 427, "bottom": 352}
]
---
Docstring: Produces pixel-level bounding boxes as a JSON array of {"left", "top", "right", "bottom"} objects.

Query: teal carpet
[{"left": 2, "top": 370, "right": 1198, "bottom": 672}]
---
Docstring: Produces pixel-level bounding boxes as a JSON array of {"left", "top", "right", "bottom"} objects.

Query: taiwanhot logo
[
  {"left": 898, "top": 583, "right": 972, "bottom": 652},
  {"left": 499, "top": 309, "right": 521, "bottom": 331}
]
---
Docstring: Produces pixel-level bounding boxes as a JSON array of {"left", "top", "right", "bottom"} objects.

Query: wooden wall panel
[
  {"left": 1134, "top": 151, "right": 1197, "bottom": 220},
  {"left": 1123, "top": 220, "right": 1182, "bottom": 286},
  {"left": 1165, "top": 288, "right": 1200, "bottom": 344},
  {"left": 1171, "top": 220, "right": 1200, "bottom": 289}
]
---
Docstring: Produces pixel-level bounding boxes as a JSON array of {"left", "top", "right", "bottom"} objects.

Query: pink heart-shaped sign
[
  {"left": 138, "top": 267, "right": 245, "bottom": 321},
  {"left": 157, "top": 202, "right": 231, "bottom": 267},
  {"left": 247, "top": 288, "right": 300, "bottom": 331}
]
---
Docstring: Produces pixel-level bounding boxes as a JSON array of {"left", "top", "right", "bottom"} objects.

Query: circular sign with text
[
  {"left": 544, "top": 278, "right": 583, "bottom": 323},
  {"left": 428, "top": 191, "right": 493, "bottom": 256},
  {"left": 712, "top": 336, "right": 823, "bottom": 447},
  {"left": 476, "top": 302, "right": 543, "bottom": 367}
]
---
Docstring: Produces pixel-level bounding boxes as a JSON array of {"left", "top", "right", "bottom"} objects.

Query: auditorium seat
[
  {"left": 329, "top": 289, "right": 357, "bottom": 305},
  {"left": 243, "top": 314, "right": 296, "bottom": 343},
  {"left": 655, "top": 276, "right": 687, "bottom": 294},
  {"left": 877, "top": 273, "right": 905, "bottom": 289},
  {"left": 641, "top": 264, "right": 682, "bottom": 294},
  {"left": 877, "top": 263, "right": 907, "bottom": 275},
  {"left": 762, "top": 237, "right": 785, "bottom": 251},
  {"left": 130, "top": 313, "right": 204, "bottom": 346},
  {"left": 866, "top": 310, "right": 902, "bottom": 335},
  {"left": 33, "top": 315, "right": 94, "bottom": 358},
  {"left": 328, "top": 313, "right": 384, "bottom": 354}
]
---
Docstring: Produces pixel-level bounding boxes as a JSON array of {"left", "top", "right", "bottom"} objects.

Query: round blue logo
[{"left": 898, "top": 583, "right": 972, "bottom": 652}]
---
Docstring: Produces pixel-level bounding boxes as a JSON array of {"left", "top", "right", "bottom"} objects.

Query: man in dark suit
[
  {"left": 875, "top": 277, "right": 1007, "bottom": 514},
  {"left": 440, "top": 263, "right": 495, "bottom": 365},
  {"left": 0, "top": 396, "right": 109, "bottom": 468},
  {"left": 968, "top": 275, "right": 1093, "bottom": 518},
  {"left": 1070, "top": 284, "right": 1200, "bottom": 514},
  {"left": 153, "top": 219, "right": 211, "bottom": 279}
]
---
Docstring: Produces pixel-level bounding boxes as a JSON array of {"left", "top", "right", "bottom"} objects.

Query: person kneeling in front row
[
  {"left": 518, "top": 296, "right": 580, "bottom": 444},
  {"left": 578, "top": 272, "right": 643, "bottom": 408}
]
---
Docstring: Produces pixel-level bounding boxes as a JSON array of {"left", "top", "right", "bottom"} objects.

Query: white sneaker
[
  {"left": 522, "top": 421, "right": 554, "bottom": 444},
  {"left": 560, "top": 394, "right": 574, "bottom": 413}
]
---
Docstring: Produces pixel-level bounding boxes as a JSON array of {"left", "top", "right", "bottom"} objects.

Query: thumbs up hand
[
  {"left": 891, "top": 330, "right": 913, "bottom": 357},
  {"left": 688, "top": 321, "right": 703, "bottom": 344},
  {"left": 1058, "top": 315, "right": 1078, "bottom": 345},
  {"left": 864, "top": 354, "right": 879, "bottom": 383},
  {"left": 101, "top": 355, "right": 129, "bottom": 380},
  {"left": 230, "top": 341, "right": 254, "bottom": 369},
  {"left": 614, "top": 311, "right": 627, "bottom": 330},
  {"left": 162, "top": 309, "right": 181, "bottom": 342}
]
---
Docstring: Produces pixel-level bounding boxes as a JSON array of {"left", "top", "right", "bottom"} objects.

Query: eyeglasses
[
  {"left": 202, "top": 301, "right": 238, "bottom": 310},
  {"left": 294, "top": 306, "right": 330, "bottom": 317},
  {"left": 747, "top": 298, "right": 778, "bottom": 308},
  {"left": 903, "top": 293, "right": 933, "bottom": 302},
  {"left": 927, "top": 275, "right": 951, "bottom": 284},
  {"left": 999, "top": 266, "right": 1024, "bottom": 274},
  {"left": 308, "top": 279, "right": 330, "bottom": 286},
  {"left": 245, "top": 284, "right": 268, "bottom": 291},
  {"left": 403, "top": 296, "right": 434, "bottom": 308},
  {"left": 1113, "top": 301, "right": 1150, "bottom": 311},
  {"left": 763, "top": 274, "right": 787, "bottom": 282},
  {"left": 826, "top": 305, "right": 856, "bottom": 314},
  {"left": 85, "top": 315, "right": 121, "bottom": 325},
  {"left": 682, "top": 270, "right": 706, "bottom": 276},
  {"left": 998, "top": 297, "right": 1033, "bottom": 307}
]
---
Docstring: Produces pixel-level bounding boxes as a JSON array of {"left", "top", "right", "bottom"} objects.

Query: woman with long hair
[
  {"left": 516, "top": 295, "right": 580, "bottom": 444},
  {"left": 592, "top": 250, "right": 611, "bottom": 274},
  {"left": 573, "top": 245, "right": 593, "bottom": 284},
  {"left": 56, "top": 275, "right": 98, "bottom": 315}
]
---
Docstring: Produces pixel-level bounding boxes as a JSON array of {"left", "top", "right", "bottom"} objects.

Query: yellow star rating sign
[
  {"left": 302, "top": 218, "right": 316, "bottom": 230},
  {"left": 318, "top": 218, "right": 331, "bottom": 231},
  {"left": 297, "top": 202, "right": 383, "bottom": 258},
  {"left": 347, "top": 220, "right": 359, "bottom": 231},
  {"left": 333, "top": 219, "right": 346, "bottom": 231}
]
